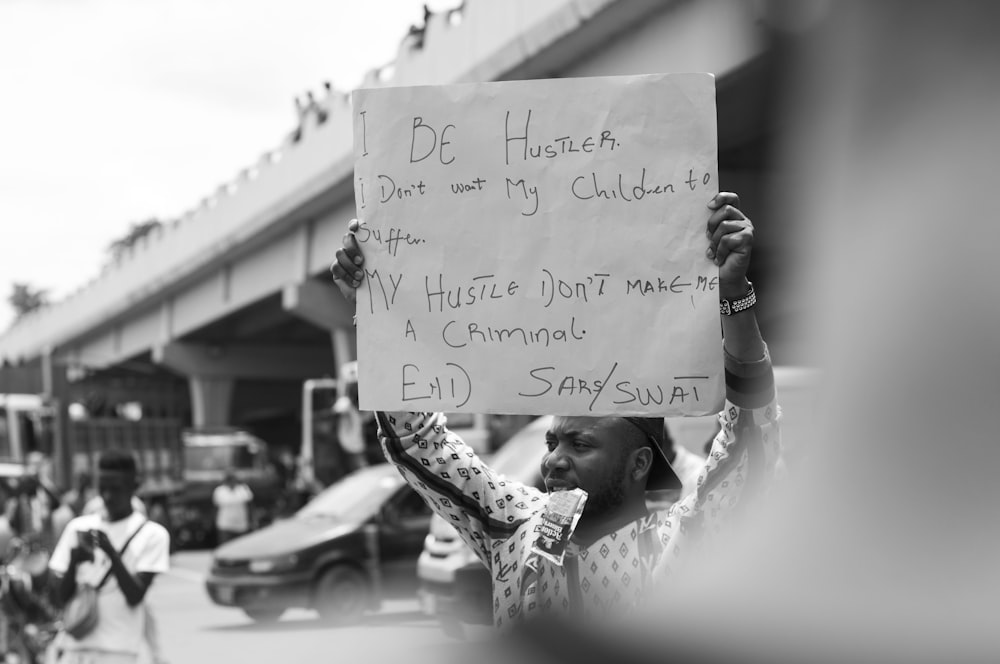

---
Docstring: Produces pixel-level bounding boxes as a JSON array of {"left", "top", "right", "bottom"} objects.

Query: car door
[{"left": 377, "top": 487, "right": 432, "bottom": 596}]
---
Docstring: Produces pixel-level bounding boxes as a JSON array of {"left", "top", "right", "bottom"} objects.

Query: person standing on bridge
[{"left": 331, "top": 192, "right": 782, "bottom": 627}]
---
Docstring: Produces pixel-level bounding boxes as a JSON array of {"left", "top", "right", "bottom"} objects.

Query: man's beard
[{"left": 580, "top": 456, "right": 628, "bottom": 519}]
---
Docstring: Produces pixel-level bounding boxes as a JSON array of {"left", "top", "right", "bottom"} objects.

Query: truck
[
  {"left": 69, "top": 421, "right": 282, "bottom": 548},
  {"left": 298, "top": 365, "right": 500, "bottom": 495},
  {"left": 1, "top": 393, "right": 283, "bottom": 548},
  {"left": 166, "top": 428, "right": 282, "bottom": 548},
  {"left": 64, "top": 413, "right": 186, "bottom": 531}
]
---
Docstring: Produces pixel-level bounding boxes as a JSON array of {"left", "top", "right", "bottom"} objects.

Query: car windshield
[
  {"left": 295, "top": 468, "right": 403, "bottom": 521},
  {"left": 488, "top": 416, "right": 552, "bottom": 485}
]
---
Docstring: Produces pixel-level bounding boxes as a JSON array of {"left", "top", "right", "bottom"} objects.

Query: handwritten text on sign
[{"left": 352, "top": 73, "right": 723, "bottom": 416}]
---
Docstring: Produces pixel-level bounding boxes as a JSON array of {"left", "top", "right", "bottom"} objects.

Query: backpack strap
[{"left": 95, "top": 520, "right": 148, "bottom": 590}]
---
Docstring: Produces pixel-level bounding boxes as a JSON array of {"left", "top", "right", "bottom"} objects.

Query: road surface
[{"left": 150, "top": 550, "right": 467, "bottom": 664}]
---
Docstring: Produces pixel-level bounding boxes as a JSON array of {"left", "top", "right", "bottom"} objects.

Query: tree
[
  {"left": 107, "top": 218, "right": 162, "bottom": 261},
  {"left": 8, "top": 282, "right": 49, "bottom": 318}
]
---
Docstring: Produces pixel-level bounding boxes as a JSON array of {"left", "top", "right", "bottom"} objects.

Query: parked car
[
  {"left": 205, "top": 463, "right": 432, "bottom": 623},
  {"left": 416, "top": 415, "right": 552, "bottom": 629}
]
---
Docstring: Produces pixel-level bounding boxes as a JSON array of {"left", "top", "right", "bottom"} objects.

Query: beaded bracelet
[{"left": 720, "top": 281, "right": 756, "bottom": 316}]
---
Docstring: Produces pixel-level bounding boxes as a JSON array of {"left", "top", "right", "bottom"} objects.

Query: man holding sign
[{"left": 331, "top": 189, "right": 779, "bottom": 626}]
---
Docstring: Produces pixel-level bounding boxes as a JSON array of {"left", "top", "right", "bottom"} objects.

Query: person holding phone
[{"left": 49, "top": 450, "right": 170, "bottom": 664}]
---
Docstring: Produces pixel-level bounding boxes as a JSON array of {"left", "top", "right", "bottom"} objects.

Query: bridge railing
[{"left": 0, "top": 0, "right": 611, "bottom": 364}]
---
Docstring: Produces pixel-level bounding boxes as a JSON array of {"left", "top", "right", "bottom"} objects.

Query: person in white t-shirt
[
  {"left": 49, "top": 450, "right": 170, "bottom": 664},
  {"left": 212, "top": 472, "right": 253, "bottom": 545},
  {"left": 76, "top": 492, "right": 166, "bottom": 663},
  {"left": 333, "top": 361, "right": 375, "bottom": 473}
]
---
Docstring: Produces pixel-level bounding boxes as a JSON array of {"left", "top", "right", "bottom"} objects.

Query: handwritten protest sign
[{"left": 351, "top": 73, "right": 723, "bottom": 416}]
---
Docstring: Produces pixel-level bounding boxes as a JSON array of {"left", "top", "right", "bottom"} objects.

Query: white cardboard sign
[{"left": 352, "top": 73, "right": 723, "bottom": 416}]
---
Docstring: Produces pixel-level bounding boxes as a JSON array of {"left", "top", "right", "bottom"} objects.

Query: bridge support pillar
[
  {"left": 330, "top": 329, "right": 354, "bottom": 371},
  {"left": 154, "top": 340, "right": 336, "bottom": 429},
  {"left": 188, "top": 376, "right": 234, "bottom": 428},
  {"left": 282, "top": 280, "right": 356, "bottom": 371}
]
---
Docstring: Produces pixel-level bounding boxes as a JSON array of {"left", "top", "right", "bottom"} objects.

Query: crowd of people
[
  {"left": 0, "top": 451, "right": 169, "bottom": 664},
  {"left": 0, "top": 456, "right": 148, "bottom": 562}
]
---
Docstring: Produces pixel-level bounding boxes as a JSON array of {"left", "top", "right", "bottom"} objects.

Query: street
[{"left": 151, "top": 551, "right": 465, "bottom": 664}]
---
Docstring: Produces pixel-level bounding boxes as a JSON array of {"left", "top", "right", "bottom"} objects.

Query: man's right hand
[{"left": 330, "top": 219, "right": 365, "bottom": 302}]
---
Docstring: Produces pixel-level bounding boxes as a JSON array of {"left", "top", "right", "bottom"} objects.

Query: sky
[{"left": 0, "top": 0, "right": 457, "bottom": 331}]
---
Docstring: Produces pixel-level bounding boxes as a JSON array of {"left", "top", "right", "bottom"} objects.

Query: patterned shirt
[{"left": 377, "top": 348, "right": 781, "bottom": 627}]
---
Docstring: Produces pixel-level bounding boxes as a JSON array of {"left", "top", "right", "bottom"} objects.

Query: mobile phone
[
  {"left": 75, "top": 529, "right": 95, "bottom": 561},
  {"left": 76, "top": 529, "right": 93, "bottom": 550}
]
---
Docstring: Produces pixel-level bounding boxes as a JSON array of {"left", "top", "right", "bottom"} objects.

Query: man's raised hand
[
  {"left": 706, "top": 192, "right": 754, "bottom": 297},
  {"left": 330, "top": 219, "right": 366, "bottom": 302}
]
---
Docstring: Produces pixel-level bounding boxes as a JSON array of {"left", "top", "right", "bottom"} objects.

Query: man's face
[
  {"left": 98, "top": 471, "right": 137, "bottom": 521},
  {"left": 542, "top": 416, "right": 633, "bottom": 517}
]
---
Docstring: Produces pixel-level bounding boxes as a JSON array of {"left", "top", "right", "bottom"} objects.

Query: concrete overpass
[{"left": 0, "top": 0, "right": 795, "bottom": 479}]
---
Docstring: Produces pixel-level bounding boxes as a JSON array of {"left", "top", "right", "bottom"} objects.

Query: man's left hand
[
  {"left": 91, "top": 529, "right": 115, "bottom": 556},
  {"left": 707, "top": 192, "right": 754, "bottom": 298}
]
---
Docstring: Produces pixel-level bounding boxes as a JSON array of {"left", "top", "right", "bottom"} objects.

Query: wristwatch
[{"left": 720, "top": 281, "right": 756, "bottom": 316}]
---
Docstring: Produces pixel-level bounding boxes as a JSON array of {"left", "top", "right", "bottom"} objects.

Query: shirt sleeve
[
  {"left": 376, "top": 411, "right": 546, "bottom": 569},
  {"left": 134, "top": 523, "right": 170, "bottom": 574},
  {"left": 654, "top": 344, "right": 783, "bottom": 577},
  {"left": 48, "top": 516, "right": 81, "bottom": 574}
]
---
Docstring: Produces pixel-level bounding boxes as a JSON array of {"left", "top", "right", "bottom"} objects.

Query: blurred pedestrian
[
  {"left": 70, "top": 487, "right": 162, "bottom": 663},
  {"left": 49, "top": 449, "right": 169, "bottom": 663},
  {"left": 53, "top": 471, "right": 97, "bottom": 541},
  {"left": 11, "top": 452, "right": 62, "bottom": 550},
  {"left": 290, "top": 456, "right": 322, "bottom": 510},
  {"left": 64, "top": 472, "right": 97, "bottom": 517},
  {"left": 212, "top": 471, "right": 253, "bottom": 545},
  {"left": 0, "top": 483, "right": 15, "bottom": 560},
  {"left": 333, "top": 361, "right": 374, "bottom": 473}
]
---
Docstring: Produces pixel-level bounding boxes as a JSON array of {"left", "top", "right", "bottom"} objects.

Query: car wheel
[
  {"left": 244, "top": 608, "right": 284, "bottom": 623},
  {"left": 313, "top": 565, "right": 369, "bottom": 624}
]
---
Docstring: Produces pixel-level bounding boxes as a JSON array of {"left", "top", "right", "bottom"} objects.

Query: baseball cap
[{"left": 622, "top": 416, "right": 682, "bottom": 492}]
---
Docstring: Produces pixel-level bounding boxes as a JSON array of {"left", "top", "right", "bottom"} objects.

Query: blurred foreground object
[{"left": 461, "top": 3, "right": 1000, "bottom": 663}]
